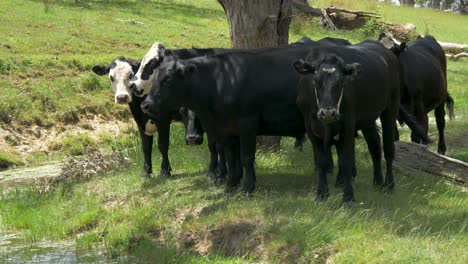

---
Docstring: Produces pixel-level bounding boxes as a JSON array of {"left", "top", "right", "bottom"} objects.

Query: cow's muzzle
[
  {"left": 317, "top": 108, "right": 339, "bottom": 123},
  {"left": 116, "top": 94, "right": 131, "bottom": 104}
]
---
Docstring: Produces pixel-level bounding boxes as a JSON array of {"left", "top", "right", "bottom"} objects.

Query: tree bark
[
  {"left": 217, "top": 0, "right": 292, "bottom": 150},
  {"left": 217, "top": 0, "right": 292, "bottom": 48},
  {"left": 394, "top": 141, "right": 468, "bottom": 184}
]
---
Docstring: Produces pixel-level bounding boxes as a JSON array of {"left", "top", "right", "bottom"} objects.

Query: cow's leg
[
  {"left": 309, "top": 133, "right": 332, "bottom": 201},
  {"left": 362, "top": 125, "right": 383, "bottom": 187},
  {"left": 294, "top": 133, "right": 306, "bottom": 151},
  {"left": 434, "top": 103, "right": 447, "bottom": 155},
  {"left": 157, "top": 118, "right": 171, "bottom": 177},
  {"left": 335, "top": 140, "right": 356, "bottom": 187},
  {"left": 394, "top": 124, "right": 400, "bottom": 142},
  {"left": 337, "top": 128, "right": 356, "bottom": 203},
  {"left": 137, "top": 127, "right": 153, "bottom": 177},
  {"left": 380, "top": 110, "right": 396, "bottom": 191},
  {"left": 239, "top": 134, "right": 257, "bottom": 194},
  {"left": 206, "top": 133, "right": 218, "bottom": 180},
  {"left": 215, "top": 141, "right": 227, "bottom": 184},
  {"left": 224, "top": 136, "right": 241, "bottom": 193},
  {"left": 411, "top": 100, "right": 427, "bottom": 145}
]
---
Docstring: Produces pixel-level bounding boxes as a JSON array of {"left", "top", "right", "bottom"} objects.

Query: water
[
  {"left": 0, "top": 231, "right": 113, "bottom": 263},
  {"left": 0, "top": 162, "right": 62, "bottom": 191}
]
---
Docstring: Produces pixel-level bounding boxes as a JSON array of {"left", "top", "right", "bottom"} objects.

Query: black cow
[
  {"left": 130, "top": 41, "right": 316, "bottom": 183},
  {"left": 379, "top": 34, "right": 454, "bottom": 154},
  {"left": 129, "top": 43, "right": 233, "bottom": 182},
  {"left": 92, "top": 57, "right": 204, "bottom": 177},
  {"left": 140, "top": 38, "right": 358, "bottom": 194},
  {"left": 294, "top": 40, "right": 427, "bottom": 202}
]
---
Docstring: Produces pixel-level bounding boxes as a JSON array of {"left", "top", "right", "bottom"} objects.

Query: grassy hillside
[{"left": 1, "top": 0, "right": 467, "bottom": 263}]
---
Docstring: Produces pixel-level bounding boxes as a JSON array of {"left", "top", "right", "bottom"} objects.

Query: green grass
[
  {"left": 2, "top": 126, "right": 467, "bottom": 262},
  {"left": 0, "top": 0, "right": 467, "bottom": 263}
]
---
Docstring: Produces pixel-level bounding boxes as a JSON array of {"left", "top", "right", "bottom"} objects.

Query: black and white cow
[{"left": 92, "top": 57, "right": 204, "bottom": 177}]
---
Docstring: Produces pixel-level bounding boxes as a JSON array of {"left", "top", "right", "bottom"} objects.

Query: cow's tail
[
  {"left": 446, "top": 93, "right": 455, "bottom": 120},
  {"left": 398, "top": 106, "right": 431, "bottom": 143}
]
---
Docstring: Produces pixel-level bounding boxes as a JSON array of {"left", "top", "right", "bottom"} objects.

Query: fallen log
[
  {"left": 324, "top": 6, "right": 380, "bottom": 30},
  {"left": 446, "top": 52, "right": 468, "bottom": 60},
  {"left": 437, "top": 41, "right": 468, "bottom": 54},
  {"left": 394, "top": 141, "right": 468, "bottom": 184},
  {"left": 384, "top": 22, "right": 419, "bottom": 42}
]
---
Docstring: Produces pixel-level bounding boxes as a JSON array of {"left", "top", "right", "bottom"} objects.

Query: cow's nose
[
  {"left": 317, "top": 108, "right": 338, "bottom": 122},
  {"left": 141, "top": 101, "right": 150, "bottom": 113},
  {"left": 116, "top": 94, "right": 130, "bottom": 104},
  {"left": 129, "top": 83, "right": 137, "bottom": 92}
]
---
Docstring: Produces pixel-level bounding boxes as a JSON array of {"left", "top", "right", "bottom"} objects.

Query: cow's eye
[{"left": 110, "top": 76, "right": 115, "bottom": 82}]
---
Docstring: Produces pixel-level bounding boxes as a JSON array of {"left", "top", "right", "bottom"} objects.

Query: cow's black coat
[
  {"left": 382, "top": 35, "right": 454, "bottom": 154},
  {"left": 294, "top": 40, "right": 403, "bottom": 202},
  {"left": 141, "top": 37, "right": 356, "bottom": 194}
]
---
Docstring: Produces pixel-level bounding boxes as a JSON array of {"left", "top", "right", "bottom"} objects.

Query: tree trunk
[
  {"left": 217, "top": 0, "right": 292, "bottom": 150},
  {"left": 461, "top": 0, "right": 468, "bottom": 14}
]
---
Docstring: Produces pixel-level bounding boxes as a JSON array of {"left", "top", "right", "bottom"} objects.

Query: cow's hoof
[
  {"left": 215, "top": 167, "right": 227, "bottom": 179},
  {"left": 240, "top": 184, "right": 255, "bottom": 196},
  {"left": 224, "top": 185, "right": 238, "bottom": 194},
  {"left": 214, "top": 177, "right": 226, "bottom": 186},
  {"left": 141, "top": 171, "right": 152, "bottom": 178},
  {"left": 343, "top": 200, "right": 357, "bottom": 208},
  {"left": 335, "top": 179, "right": 344, "bottom": 188},
  {"left": 382, "top": 183, "right": 394, "bottom": 193},
  {"left": 315, "top": 195, "right": 327, "bottom": 205},
  {"left": 437, "top": 147, "right": 446, "bottom": 155},
  {"left": 160, "top": 169, "right": 172, "bottom": 178},
  {"left": 207, "top": 171, "right": 216, "bottom": 180}
]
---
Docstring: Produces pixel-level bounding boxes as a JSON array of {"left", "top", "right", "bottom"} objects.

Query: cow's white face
[
  {"left": 92, "top": 57, "right": 139, "bottom": 104},
  {"left": 131, "top": 42, "right": 165, "bottom": 97},
  {"left": 109, "top": 60, "right": 134, "bottom": 104}
]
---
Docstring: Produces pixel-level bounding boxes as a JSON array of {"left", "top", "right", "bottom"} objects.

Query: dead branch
[
  {"left": 394, "top": 141, "right": 468, "bottom": 184},
  {"left": 326, "top": 6, "right": 381, "bottom": 18},
  {"left": 446, "top": 52, "right": 468, "bottom": 60},
  {"left": 438, "top": 41, "right": 468, "bottom": 54}
]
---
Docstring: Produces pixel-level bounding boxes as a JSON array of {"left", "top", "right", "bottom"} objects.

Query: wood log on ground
[
  {"left": 438, "top": 41, "right": 468, "bottom": 54},
  {"left": 324, "top": 6, "right": 380, "bottom": 30},
  {"left": 384, "top": 22, "right": 419, "bottom": 42},
  {"left": 446, "top": 52, "right": 468, "bottom": 60},
  {"left": 394, "top": 141, "right": 468, "bottom": 184}
]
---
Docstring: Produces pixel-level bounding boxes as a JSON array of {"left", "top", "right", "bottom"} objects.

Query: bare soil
[{"left": 0, "top": 115, "right": 131, "bottom": 160}]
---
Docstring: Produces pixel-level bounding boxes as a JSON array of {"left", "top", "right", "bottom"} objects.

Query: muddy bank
[{"left": 0, "top": 115, "right": 131, "bottom": 167}]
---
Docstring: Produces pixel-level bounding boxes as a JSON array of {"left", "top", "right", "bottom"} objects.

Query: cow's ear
[
  {"left": 156, "top": 42, "right": 166, "bottom": 58},
  {"left": 163, "top": 49, "right": 175, "bottom": 56},
  {"left": 399, "top": 42, "right": 407, "bottom": 52},
  {"left": 344, "top": 63, "right": 361, "bottom": 78},
  {"left": 92, "top": 65, "right": 110, "bottom": 75},
  {"left": 129, "top": 61, "right": 141, "bottom": 74},
  {"left": 378, "top": 32, "right": 386, "bottom": 41},
  {"left": 293, "top": 59, "right": 315, "bottom": 74}
]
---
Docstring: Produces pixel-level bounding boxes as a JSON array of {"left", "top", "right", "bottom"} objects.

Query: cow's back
[{"left": 400, "top": 36, "right": 446, "bottom": 108}]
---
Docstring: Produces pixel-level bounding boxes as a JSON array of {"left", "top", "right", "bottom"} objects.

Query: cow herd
[{"left": 92, "top": 33, "right": 453, "bottom": 203}]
